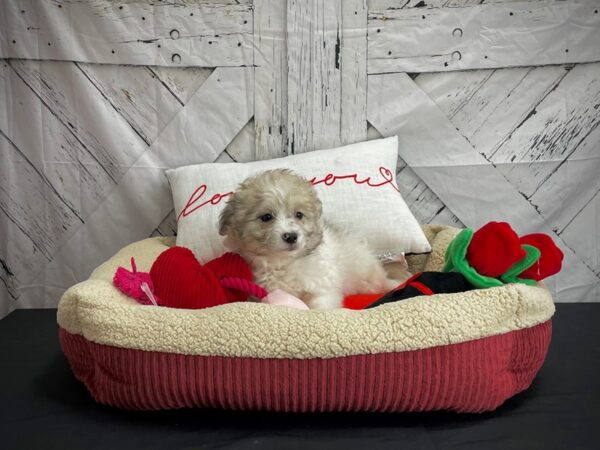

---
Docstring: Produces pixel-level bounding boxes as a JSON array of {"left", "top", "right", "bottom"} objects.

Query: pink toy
[{"left": 113, "top": 258, "right": 160, "bottom": 306}]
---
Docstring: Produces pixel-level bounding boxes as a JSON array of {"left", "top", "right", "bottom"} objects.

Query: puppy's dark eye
[
  {"left": 295, "top": 211, "right": 304, "bottom": 220},
  {"left": 260, "top": 213, "right": 273, "bottom": 222}
]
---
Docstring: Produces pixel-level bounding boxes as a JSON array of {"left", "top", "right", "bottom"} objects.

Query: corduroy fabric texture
[{"left": 59, "top": 320, "right": 552, "bottom": 412}]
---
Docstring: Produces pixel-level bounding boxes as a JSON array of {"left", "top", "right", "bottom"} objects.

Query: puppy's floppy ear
[{"left": 218, "top": 195, "right": 235, "bottom": 236}]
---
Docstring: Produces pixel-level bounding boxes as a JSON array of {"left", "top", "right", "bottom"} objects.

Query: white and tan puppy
[{"left": 218, "top": 169, "right": 403, "bottom": 309}]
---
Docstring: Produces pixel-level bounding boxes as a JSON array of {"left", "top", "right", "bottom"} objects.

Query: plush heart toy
[{"left": 114, "top": 246, "right": 309, "bottom": 310}]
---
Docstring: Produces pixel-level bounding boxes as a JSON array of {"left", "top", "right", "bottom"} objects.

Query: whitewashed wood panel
[
  {"left": 560, "top": 193, "right": 599, "bottom": 277},
  {"left": 253, "top": 0, "right": 288, "bottom": 159},
  {"left": 367, "top": 72, "right": 599, "bottom": 302},
  {"left": 76, "top": 63, "right": 184, "bottom": 146},
  {"left": 368, "top": 0, "right": 600, "bottom": 73},
  {"left": 286, "top": 0, "right": 343, "bottom": 152},
  {"left": 286, "top": 0, "right": 368, "bottom": 152},
  {"left": 368, "top": 122, "right": 463, "bottom": 227},
  {"left": 416, "top": 66, "right": 569, "bottom": 156},
  {"left": 148, "top": 67, "right": 213, "bottom": 105},
  {"left": 16, "top": 67, "right": 254, "bottom": 309},
  {"left": 8, "top": 60, "right": 147, "bottom": 183},
  {"left": 340, "top": 0, "right": 368, "bottom": 145},
  {"left": 490, "top": 63, "right": 600, "bottom": 194},
  {"left": 0, "top": 0, "right": 253, "bottom": 67}
]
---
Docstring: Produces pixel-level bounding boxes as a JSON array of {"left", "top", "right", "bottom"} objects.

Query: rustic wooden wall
[{"left": 0, "top": 0, "right": 599, "bottom": 318}]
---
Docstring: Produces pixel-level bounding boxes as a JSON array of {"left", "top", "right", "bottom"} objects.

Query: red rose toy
[{"left": 443, "top": 222, "right": 564, "bottom": 288}]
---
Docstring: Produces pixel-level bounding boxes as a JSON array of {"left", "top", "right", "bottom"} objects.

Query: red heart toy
[{"left": 149, "top": 247, "right": 254, "bottom": 309}]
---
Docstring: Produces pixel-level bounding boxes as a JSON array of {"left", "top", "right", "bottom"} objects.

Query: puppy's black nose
[{"left": 282, "top": 232, "right": 298, "bottom": 244}]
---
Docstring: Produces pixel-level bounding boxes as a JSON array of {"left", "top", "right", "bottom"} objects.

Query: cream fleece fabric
[{"left": 57, "top": 225, "right": 555, "bottom": 359}]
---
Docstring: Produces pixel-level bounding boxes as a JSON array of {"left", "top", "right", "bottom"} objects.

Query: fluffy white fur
[{"left": 218, "top": 169, "right": 409, "bottom": 309}]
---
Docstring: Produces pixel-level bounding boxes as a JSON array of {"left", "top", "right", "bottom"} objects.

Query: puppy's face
[{"left": 219, "top": 169, "right": 324, "bottom": 258}]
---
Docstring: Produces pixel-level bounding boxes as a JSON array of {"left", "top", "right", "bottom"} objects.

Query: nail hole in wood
[
  {"left": 377, "top": 28, "right": 381, "bottom": 33},
  {"left": 243, "top": 20, "right": 248, "bottom": 24},
  {"left": 208, "top": 41, "right": 213, "bottom": 45},
  {"left": 444, "top": 62, "right": 448, "bottom": 67},
  {"left": 237, "top": 42, "right": 241, "bottom": 47},
  {"left": 119, "top": 6, "right": 123, "bottom": 10},
  {"left": 12, "top": 40, "right": 16, "bottom": 44},
  {"left": 388, "top": 51, "right": 392, "bottom": 55},
  {"left": 21, "top": 10, "right": 25, "bottom": 13},
  {"left": 484, "top": 55, "right": 488, "bottom": 59},
  {"left": 142, "top": 17, "right": 145, "bottom": 20},
  {"left": 422, "top": 15, "right": 426, "bottom": 19},
  {"left": 509, "top": 12, "right": 514, "bottom": 16},
  {"left": 48, "top": 42, "right": 51, "bottom": 46},
  {"left": 111, "top": 50, "right": 115, "bottom": 54},
  {"left": 565, "top": 49, "right": 569, "bottom": 53}
]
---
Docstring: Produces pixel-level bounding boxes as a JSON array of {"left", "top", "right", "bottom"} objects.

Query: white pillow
[{"left": 167, "top": 136, "right": 431, "bottom": 262}]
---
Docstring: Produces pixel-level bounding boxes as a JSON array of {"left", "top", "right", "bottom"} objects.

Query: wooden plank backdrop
[{"left": 0, "top": 0, "right": 599, "bottom": 317}]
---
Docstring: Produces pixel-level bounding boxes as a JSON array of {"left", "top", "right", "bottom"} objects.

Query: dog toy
[
  {"left": 343, "top": 272, "right": 473, "bottom": 310},
  {"left": 344, "top": 221, "right": 564, "bottom": 310},
  {"left": 114, "top": 247, "right": 309, "bottom": 310},
  {"left": 443, "top": 221, "right": 564, "bottom": 288}
]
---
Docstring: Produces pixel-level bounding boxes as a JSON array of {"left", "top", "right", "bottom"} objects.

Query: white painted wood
[
  {"left": 287, "top": 0, "right": 343, "bottom": 152},
  {"left": 368, "top": 121, "right": 463, "bottom": 226},
  {"left": 368, "top": 0, "right": 600, "bottom": 73},
  {"left": 76, "top": 63, "right": 184, "bottom": 146},
  {"left": 287, "top": 0, "right": 368, "bottom": 152},
  {"left": 367, "top": 72, "right": 599, "bottom": 302},
  {"left": 0, "top": 0, "right": 253, "bottom": 67},
  {"left": 15, "top": 67, "right": 254, "bottom": 309},
  {"left": 340, "top": 0, "right": 368, "bottom": 145},
  {"left": 147, "top": 67, "right": 213, "bottom": 105},
  {"left": 367, "top": 0, "right": 542, "bottom": 9},
  {"left": 560, "top": 192, "right": 599, "bottom": 277},
  {"left": 490, "top": 63, "right": 600, "bottom": 195},
  {"left": 253, "top": 0, "right": 288, "bottom": 159}
]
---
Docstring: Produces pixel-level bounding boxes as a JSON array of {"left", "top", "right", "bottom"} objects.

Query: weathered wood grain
[
  {"left": 490, "top": 63, "right": 600, "bottom": 195},
  {"left": 8, "top": 60, "right": 146, "bottom": 183},
  {"left": 253, "top": 0, "right": 288, "bottom": 159},
  {"left": 368, "top": 122, "right": 463, "bottom": 226},
  {"left": 367, "top": 72, "right": 599, "bottom": 302},
  {"left": 368, "top": 0, "right": 600, "bottom": 73},
  {"left": 148, "top": 66, "right": 213, "bottom": 105},
  {"left": 286, "top": 0, "right": 343, "bottom": 153},
  {"left": 416, "top": 65, "right": 571, "bottom": 158},
  {"left": 76, "top": 63, "right": 184, "bottom": 146},
  {"left": 16, "top": 67, "right": 254, "bottom": 309},
  {"left": 340, "top": 0, "right": 368, "bottom": 145},
  {"left": 0, "top": 0, "right": 253, "bottom": 67},
  {"left": 560, "top": 192, "right": 599, "bottom": 277},
  {"left": 287, "top": 0, "right": 368, "bottom": 153}
]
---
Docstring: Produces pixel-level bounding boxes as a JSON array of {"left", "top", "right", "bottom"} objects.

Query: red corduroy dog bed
[{"left": 57, "top": 225, "right": 554, "bottom": 412}]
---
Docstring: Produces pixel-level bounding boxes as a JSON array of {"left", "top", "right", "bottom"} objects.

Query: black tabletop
[{"left": 1, "top": 305, "right": 599, "bottom": 450}]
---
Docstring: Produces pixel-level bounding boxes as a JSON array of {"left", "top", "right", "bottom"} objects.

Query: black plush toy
[{"left": 366, "top": 272, "right": 473, "bottom": 309}]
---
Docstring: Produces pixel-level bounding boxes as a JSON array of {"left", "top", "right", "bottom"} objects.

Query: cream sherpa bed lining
[{"left": 57, "top": 225, "right": 555, "bottom": 359}]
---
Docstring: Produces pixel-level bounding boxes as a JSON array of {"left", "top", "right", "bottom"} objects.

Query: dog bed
[{"left": 57, "top": 225, "right": 554, "bottom": 413}]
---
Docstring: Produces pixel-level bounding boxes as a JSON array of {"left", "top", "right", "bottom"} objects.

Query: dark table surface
[{"left": 1, "top": 305, "right": 599, "bottom": 450}]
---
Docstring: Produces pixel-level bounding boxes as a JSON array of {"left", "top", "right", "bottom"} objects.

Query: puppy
[{"left": 218, "top": 169, "right": 405, "bottom": 309}]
